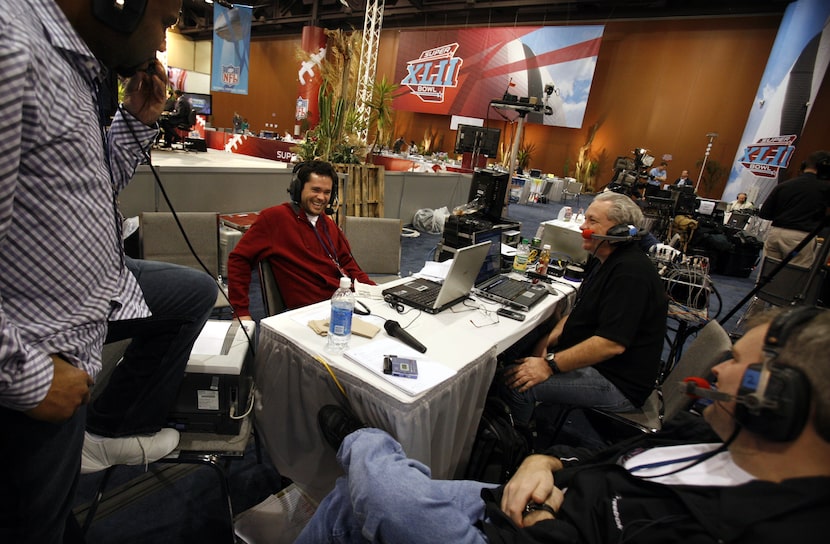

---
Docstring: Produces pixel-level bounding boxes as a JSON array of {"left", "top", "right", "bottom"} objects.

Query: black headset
[
  {"left": 92, "top": 0, "right": 148, "bottom": 34},
  {"left": 734, "top": 306, "right": 821, "bottom": 442},
  {"left": 288, "top": 161, "right": 339, "bottom": 214}
]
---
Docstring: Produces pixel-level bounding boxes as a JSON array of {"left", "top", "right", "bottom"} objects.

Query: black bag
[{"left": 465, "top": 397, "right": 530, "bottom": 484}]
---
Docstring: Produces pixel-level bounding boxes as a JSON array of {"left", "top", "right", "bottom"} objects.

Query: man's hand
[
  {"left": 500, "top": 454, "right": 564, "bottom": 527},
  {"left": 25, "top": 356, "right": 93, "bottom": 423},
  {"left": 504, "top": 357, "right": 553, "bottom": 392},
  {"left": 122, "top": 59, "right": 168, "bottom": 125}
]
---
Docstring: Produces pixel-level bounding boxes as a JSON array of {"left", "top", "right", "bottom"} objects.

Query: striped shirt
[{"left": 0, "top": 0, "right": 154, "bottom": 411}]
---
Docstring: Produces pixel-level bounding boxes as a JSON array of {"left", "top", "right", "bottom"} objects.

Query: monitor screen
[
  {"left": 454, "top": 125, "right": 501, "bottom": 156},
  {"left": 185, "top": 92, "right": 212, "bottom": 115}
]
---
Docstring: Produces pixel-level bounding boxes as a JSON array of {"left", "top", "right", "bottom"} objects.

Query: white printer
[{"left": 167, "top": 320, "right": 256, "bottom": 435}]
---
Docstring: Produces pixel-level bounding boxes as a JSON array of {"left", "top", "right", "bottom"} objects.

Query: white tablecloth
[{"left": 253, "top": 282, "right": 568, "bottom": 500}]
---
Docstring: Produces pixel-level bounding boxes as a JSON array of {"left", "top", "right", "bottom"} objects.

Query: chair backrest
[
  {"left": 258, "top": 260, "right": 286, "bottom": 316},
  {"left": 757, "top": 257, "right": 823, "bottom": 307},
  {"left": 140, "top": 212, "right": 219, "bottom": 278},
  {"left": 661, "top": 320, "right": 732, "bottom": 422},
  {"left": 565, "top": 181, "right": 582, "bottom": 194},
  {"left": 342, "top": 216, "right": 402, "bottom": 278}
]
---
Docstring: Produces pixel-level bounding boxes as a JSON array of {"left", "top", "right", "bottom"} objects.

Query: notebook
[
  {"left": 473, "top": 274, "right": 549, "bottom": 311},
  {"left": 382, "top": 241, "right": 491, "bottom": 314}
]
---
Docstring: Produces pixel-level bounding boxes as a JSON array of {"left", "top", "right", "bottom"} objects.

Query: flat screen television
[
  {"left": 454, "top": 125, "right": 501, "bottom": 157},
  {"left": 185, "top": 92, "right": 212, "bottom": 115}
]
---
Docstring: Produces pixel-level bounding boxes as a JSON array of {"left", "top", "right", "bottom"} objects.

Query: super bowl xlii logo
[
  {"left": 739, "top": 135, "right": 797, "bottom": 178},
  {"left": 401, "top": 43, "right": 463, "bottom": 103}
]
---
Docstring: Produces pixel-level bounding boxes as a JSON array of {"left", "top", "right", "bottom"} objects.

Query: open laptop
[
  {"left": 382, "top": 241, "right": 491, "bottom": 314},
  {"left": 473, "top": 273, "right": 549, "bottom": 311}
]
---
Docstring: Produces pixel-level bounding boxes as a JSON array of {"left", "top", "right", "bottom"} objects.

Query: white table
[{"left": 253, "top": 281, "right": 569, "bottom": 500}]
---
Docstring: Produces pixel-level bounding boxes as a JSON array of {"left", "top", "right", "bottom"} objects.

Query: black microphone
[
  {"left": 580, "top": 229, "right": 638, "bottom": 242},
  {"left": 384, "top": 320, "right": 427, "bottom": 353},
  {"left": 681, "top": 377, "right": 734, "bottom": 402}
]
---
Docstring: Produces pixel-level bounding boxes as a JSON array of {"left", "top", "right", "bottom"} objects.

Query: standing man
[
  {"left": 1, "top": 1, "right": 218, "bottom": 542},
  {"left": 501, "top": 192, "right": 667, "bottom": 427},
  {"left": 227, "top": 160, "right": 375, "bottom": 315},
  {"left": 759, "top": 150, "right": 830, "bottom": 267}
]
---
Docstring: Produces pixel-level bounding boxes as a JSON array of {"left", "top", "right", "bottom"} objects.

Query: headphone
[
  {"left": 733, "top": 306, "right": 819, "bottom": 442},
  {"left": 581, "top": 223, "right": 640, "bottom": 244},
  {"left": 288, "top": 161, "right": 339, "bottom": 215},
  {"left": 92, "top": 0, "right": 148, "bottom": 34}
]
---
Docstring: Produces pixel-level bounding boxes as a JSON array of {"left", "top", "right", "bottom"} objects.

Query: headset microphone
[
  {"left": 681, "top": 376, "right": 734, "bottom": 403},
  {"left": 581, "top": 225, "right": 639, "bottom": 242}
]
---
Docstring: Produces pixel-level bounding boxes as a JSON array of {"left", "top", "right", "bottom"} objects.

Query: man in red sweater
[{"left": 228, "top": 160, "right": 374, "bottom": 317}]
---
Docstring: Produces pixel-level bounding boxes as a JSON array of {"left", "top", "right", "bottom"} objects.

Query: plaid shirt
[{"left": 0, "top": 0, "right": 155, "bottom": 411}]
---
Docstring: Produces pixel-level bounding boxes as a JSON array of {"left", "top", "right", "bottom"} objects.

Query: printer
[{"left": 167, "top": 320, "right": 256, "bottom": 435}]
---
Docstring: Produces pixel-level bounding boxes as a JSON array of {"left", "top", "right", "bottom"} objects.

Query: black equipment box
[
  {"left": 167, "top": 321, "right": 255, "bottom": 435},
  {"left": 184, "top": 137, "right": 208, "bottom": 152},
  {"left": 438, "top": 213, "right": 521, "bottom": 283}
]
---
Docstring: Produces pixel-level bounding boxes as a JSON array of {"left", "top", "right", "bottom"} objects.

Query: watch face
[{"left": 545, "top": 352, "right": 555, "bottom": 362}]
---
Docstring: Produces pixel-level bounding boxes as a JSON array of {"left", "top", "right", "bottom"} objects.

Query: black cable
[{"left": 119, "top": 105, "right": 256, "bottom": 358}]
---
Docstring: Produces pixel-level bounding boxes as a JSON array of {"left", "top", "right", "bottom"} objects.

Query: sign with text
[{"left": 393, "top": 26, "right": 604, "bottom": 129}]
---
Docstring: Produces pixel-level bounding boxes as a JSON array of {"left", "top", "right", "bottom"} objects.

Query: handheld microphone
[
  {"left": 681, "top": 377, "right": 734, "bottom": 402},
  {"left": 384, "top": 320, "right": 427, "bottom": 353}
]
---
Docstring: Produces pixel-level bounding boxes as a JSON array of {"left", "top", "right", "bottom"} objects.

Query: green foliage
[{"left": 516, "top": 143, "right": 536, "bottom": 170}]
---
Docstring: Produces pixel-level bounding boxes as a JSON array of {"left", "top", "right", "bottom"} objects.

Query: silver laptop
[{"left": 382, "top": 241, "right": 492, "bottom": 314}]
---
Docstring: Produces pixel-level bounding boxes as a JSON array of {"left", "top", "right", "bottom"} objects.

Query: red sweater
[{"left": 227, "top": 203, "right": 374, "bottom": 315}]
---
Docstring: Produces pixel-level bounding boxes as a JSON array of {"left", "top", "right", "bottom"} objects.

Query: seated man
[
  {"left": 727, "top": 192, "right": 754, "bottom": 213},
  {"left": 673, "top": 169, "right": 691, "bottom": 187},
  {"left": 158, "top": 89, "right": 192, "bottom": 148},
  {"left": 297, "top": 307, "right": 830, "bottom": 543},
  {"left": 227, "top": 160, "right": 375, "bottom": 316},
  {"left": 501, "top": 191, "right": 667, "bottom": 427}
]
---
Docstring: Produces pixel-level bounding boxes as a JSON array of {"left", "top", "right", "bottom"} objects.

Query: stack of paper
[{"left": 343, "top": 338, "right": 456, "bottom": 396}]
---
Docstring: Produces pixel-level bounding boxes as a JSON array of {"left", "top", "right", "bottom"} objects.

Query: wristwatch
[{"left": 545, "top": 352, "right": 562, "bottom": 375}]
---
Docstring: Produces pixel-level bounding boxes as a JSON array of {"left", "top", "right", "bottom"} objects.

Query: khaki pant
[{"left": 763, "top": 226, "right": 817, "bottom": 268}]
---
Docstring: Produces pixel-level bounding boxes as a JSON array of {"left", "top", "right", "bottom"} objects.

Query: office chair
[
  {"left": 258, "top": 260, "right": 286, "bottom": 316},
  {"left": 171, "top": 109, "right": 198, "bottom": 150},
  {"left": 542, "top": 320, "right": 732, "bottom": 441}
]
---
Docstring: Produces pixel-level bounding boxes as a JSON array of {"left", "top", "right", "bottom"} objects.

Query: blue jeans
[
  {"left": 501, "top": 366, "right": 635, "bottom": 426},
  {"left": 295, "top": 429, "right": 496, "bottom": 544},
  {"left": 87, "top": 257, "right": 218, "bottom": 436}
]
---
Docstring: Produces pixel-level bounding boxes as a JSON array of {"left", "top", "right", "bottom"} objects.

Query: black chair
[{"left": 171, "top": 109, "right": 198, "bottom": 149}]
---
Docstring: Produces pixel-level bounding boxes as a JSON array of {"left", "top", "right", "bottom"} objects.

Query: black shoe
[{"left": 318, "top": 405, "right": 365, "bottom": 450}]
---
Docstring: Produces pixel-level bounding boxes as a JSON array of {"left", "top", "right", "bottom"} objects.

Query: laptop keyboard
[
  {"left": 486, "top": 279, "right": 528, "bottom": 299},
  {"left": 405, "top": 284, "right": 442, "bottom": 305}
]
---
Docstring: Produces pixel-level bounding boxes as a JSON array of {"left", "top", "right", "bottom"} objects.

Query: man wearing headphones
[
  {"left": 500, "top": 191, "right": 667, "bottom": 429},
  {"left": 297, "top": 307, "right": 830, "bottom": 543},
  {"left": 1, "top": 1, "right": 219, "bottom": 542},
  {"left": 759, "top": 149, "right": 830, "bottom": 267},
  {"left": 227, "top": 160, "right": 375, "bottom": 316}
]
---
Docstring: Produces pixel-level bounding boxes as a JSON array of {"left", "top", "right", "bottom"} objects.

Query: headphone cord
[{"left": 631, "top": 426, "right": 741, "bottom": 480}]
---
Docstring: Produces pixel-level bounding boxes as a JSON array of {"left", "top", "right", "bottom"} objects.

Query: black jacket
[{"left": 479, "top": 415, "right": 830, "bottom": 543}]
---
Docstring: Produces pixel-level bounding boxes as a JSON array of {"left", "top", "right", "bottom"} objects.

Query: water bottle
[
  {"left": 327, "top": 276, "right": 354, "bottom": 354},
  {"left": 512, "top": 238, "right": 531, "bottom": 274},
  {"left": 536, "top": 244, "right": 552, "bottom": 280}
]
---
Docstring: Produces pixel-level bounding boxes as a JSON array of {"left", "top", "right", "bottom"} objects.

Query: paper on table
[
  {"left": 191, "top": 321, "right": 232, "bottom": 355},
  {"left": 414, "top": 260, "right": 451, "bottom": 282},
  {"left": 343, "top": 338, "right": 456, "bottom": 396}
]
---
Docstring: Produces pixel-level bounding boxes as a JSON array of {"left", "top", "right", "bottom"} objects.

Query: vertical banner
[
  {"left": 211, "top": 3, "right": 252, "bottom": 95},
  {"left": 295, "top": 26, "right": 327, "bottom": 136},
  {"left": 723, "top": 0, "right": 830, "bottom": 204}
]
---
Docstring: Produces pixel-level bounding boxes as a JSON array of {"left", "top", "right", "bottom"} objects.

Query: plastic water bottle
[
  {"left": 513, "top": 238, "right": 531, "bottom": 274},
  {"left": 536, "top": 244, "right": 552, "bottom": 279},
  {"left": 327, "top": 277, "right": 354, "bottom": 354}
]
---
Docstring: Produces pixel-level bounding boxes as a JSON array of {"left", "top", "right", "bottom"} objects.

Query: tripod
[{"left": 724, "top": 215, "right": 829, "bottom": 328}]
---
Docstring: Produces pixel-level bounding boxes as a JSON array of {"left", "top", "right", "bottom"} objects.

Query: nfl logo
[{"left": 222, "top": 65, "right": 239, "bottom": 86}]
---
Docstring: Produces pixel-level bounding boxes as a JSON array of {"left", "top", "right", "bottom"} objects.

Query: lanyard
[{"left": 310, "top": 217, "right": 345, "bottom": 277}]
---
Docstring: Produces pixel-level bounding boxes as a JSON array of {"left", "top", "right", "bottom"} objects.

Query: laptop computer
[
  {"left": 382, "top": 241, "right": 491, "bottom": 314},
  {"left": 726, "top": 213, "right": 751, "bottom": 230},
  {"left": 473, "top": 274, "right": 549, "bottom": 311}
]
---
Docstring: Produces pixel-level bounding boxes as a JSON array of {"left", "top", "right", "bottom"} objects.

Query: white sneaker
[{"left": 81, "top": 429, "right": 180, "bottom": 474}]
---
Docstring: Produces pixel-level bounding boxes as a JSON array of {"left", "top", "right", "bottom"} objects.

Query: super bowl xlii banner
[
  {"left": 211, "top": 3, "right": 252, "bottom": 95},
  {"left": 393, "top": 26, "right": 604, "bottom": 129},
  {"left": 723, "top": 0, "right": 830, "bottom": 203}
]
